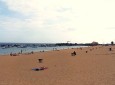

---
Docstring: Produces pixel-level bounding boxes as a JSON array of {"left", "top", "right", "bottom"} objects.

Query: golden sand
[{"left": 0, "top": 46, "right": 115, "bottom": 85}]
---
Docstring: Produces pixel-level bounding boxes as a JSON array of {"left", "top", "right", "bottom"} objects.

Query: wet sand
[{"left": 0, "top": 45, "right": 115, "bottom": 85}]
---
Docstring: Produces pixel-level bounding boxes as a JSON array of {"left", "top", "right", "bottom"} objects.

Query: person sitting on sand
[
  {"left": 71, "top": 51, "right": 76, "bottom": 56},
  {"left": 31, "top": 51, "right": 34, "bottom": 54},
  {"left": 73, "top": 51, "right": 76, "bottom": 55},
  {"left": 10, "top": 52, "right": 12, "bottom": 56}
]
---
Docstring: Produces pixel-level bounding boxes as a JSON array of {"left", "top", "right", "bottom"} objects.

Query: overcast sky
[{"left": 0, "top": 0, "right": 115, "bottom": 43}]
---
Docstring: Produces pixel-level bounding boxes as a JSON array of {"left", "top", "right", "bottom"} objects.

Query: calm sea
[{"left": 0, "top": 45, "right": 84, "bottom": 55}]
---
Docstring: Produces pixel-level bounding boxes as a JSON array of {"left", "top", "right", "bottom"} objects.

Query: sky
[{"left": 0, "top": 0, "right": 115, "bottom": 43}]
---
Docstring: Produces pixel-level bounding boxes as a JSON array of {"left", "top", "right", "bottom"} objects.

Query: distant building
[{"left": 91, "top": 41, "right": 98, "bottom": 46}]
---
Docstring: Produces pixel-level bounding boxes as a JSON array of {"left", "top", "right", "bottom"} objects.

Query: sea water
[{"left": 0, "top": 45, "right": 84, "bottom": 55}]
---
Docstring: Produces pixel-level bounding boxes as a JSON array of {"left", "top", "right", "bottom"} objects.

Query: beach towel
[{"left": 32, "top": 67, "right": 48, "bottom": 71}]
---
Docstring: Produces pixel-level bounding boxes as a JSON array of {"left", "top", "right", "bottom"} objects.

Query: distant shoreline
[
  {"left": 0, "top": 42, "right": 113, "bottom": 55},
  {"left": 0, "top": 45, "right": 88, "bottom": 55}
]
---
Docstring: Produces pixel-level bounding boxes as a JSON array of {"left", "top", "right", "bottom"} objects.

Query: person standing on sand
[{"left": 21, "top": 50, "right": 22, "bottom": 54}]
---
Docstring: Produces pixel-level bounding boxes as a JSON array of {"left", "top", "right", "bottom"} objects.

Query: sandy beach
[{"left": 0, "top": 45, "right": 115, "bottom": 85}]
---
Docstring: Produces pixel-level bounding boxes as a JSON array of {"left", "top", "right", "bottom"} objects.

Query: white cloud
[{"left": 1, "top": 0, "right": 115, "bottom": 43}]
